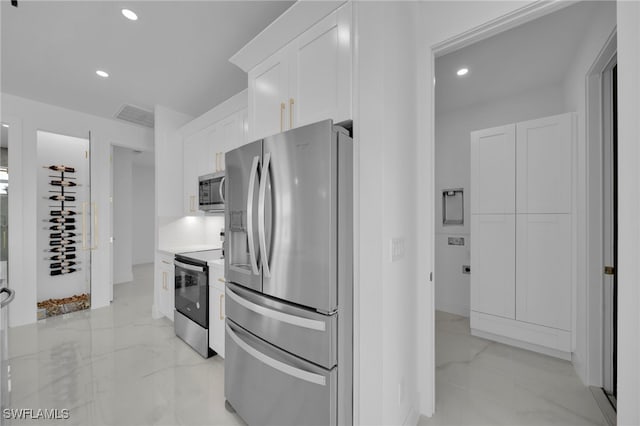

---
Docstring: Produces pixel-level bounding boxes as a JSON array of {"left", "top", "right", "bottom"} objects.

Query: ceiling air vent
[{"left": 114, "top": 104, "right": 154, "bottom": 128}]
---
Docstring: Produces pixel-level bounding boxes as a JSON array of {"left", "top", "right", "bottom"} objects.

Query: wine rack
[{"left": 45, "top": 165, "right": 79, "bottom": 276}]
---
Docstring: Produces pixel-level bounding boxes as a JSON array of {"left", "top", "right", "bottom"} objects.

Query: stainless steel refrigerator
[{"left": 224, "top": 120, "right": 352, "bottom": 426}]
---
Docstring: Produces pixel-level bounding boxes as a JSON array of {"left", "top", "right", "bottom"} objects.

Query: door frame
[
  {"left": 585, "top": 31, "right": 617, "bottom": 388},
  {"left": 420, "top": 0, "right": 585, "bottom": 416}
]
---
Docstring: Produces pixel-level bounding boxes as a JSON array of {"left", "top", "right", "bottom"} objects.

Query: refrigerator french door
[{"left": 225, "top": 120, "right": 352, "bottom": 426}]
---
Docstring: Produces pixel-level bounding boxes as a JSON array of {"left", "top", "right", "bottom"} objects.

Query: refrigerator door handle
[
  {"left": 247, "top": 155, "right": 260, "bottom": 275},
  {"left": 0, "top": 288, "right": 15, "bottom": 308},
  {"left": 226, "top": 322, "right": 326, "bottom": 386},
  {"left": 258, "top": 152, "right": 271, "bottom": 278},
  {"left": 219, "top": 176, "right": 226, "bottom": 204},
  {"left": 227, "top": 286, "right": 326, "bottom": 331}
]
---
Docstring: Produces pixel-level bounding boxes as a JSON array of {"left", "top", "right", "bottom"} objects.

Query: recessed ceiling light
[
  {"left": 96, "top": 70, "right": 109, "bottom": 78},
  {"left": 121, "top": 9, "right": 138, "bottom": 21},
  {"left": 1, "top": 124, "right": 8, "bottom": 128},
  {"left": 457, "top": 68, "right": 469, "bottom": 77}
]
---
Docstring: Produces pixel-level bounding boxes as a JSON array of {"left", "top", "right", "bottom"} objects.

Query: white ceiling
[
  {"left": 435, "top": 1, "right": 613, "bottom": 114},
  {"left": 1, "top": 1, "right": 294, "bottom": 121}
]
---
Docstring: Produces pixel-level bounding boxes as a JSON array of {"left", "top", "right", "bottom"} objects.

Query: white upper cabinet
[
  {"left": 516, "top": 113, "right": 573, "bottom": 214},
  {"left": 289, "top": 5, "right": 351, "bottom": 129},
  {"left": 183, "top": 130, "right": 207, "bottom": 215},
  {"left": 246, "top": 3, "right": 352, "bottom": 141},
  {"left": 470, "top": 124, "right": 516, "bottom": 214},
  {"left": 250, "top": 51, "right": 290, "bottom": 140}
]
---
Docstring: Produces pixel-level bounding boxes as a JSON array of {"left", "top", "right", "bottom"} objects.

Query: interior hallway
[
  {"left": 419, "top": 311, "right": 606, "bottom": 425},
  {"left": 7, "top": 264, "right": 244, "bottom": 426}
]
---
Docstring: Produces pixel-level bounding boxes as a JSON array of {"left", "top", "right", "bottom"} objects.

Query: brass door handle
[
  {"left": 92, "top": 202, "right": 98, "bottom": 250},
  {"left": 280, "top": 102, "right": 286, "bottom": 132},
  {"left": 219, "top": 294, "right": 224, "bottom": 320},
  {"left": 190, "top": 195, "right": 196, "bottom": 212},
  {"left": 289, "top": 98, "right": 294, "bottom": 129},
  {"left": 217, "top": 278, "right": 225, "bottom": 283},
  {"left": 162, "top": 271, "right": 167, "bottom": 290}
]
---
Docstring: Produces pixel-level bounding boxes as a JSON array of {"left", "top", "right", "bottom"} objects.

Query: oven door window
[{"left": 175, "top": 266, "right": 208, "bottom": 328}]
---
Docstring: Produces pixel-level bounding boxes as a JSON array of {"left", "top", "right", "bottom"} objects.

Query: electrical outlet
[{"left": 391, "top": 237, "right": 405, "bottom": 262}]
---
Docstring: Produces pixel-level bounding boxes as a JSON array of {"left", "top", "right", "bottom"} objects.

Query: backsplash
[{"left": 159, "top": 216, "right": 224, "bottom": 250}]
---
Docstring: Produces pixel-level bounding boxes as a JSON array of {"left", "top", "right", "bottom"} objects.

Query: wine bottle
[
  {"left": 49, "top": 195, "right": 75, "bottom": 202},
  {"left": 49, "top": 246, "right": 76, "bottom": 253},
  {"left": 50, "top": 261, "right": 76, "bottom": 269},
  {"left": 50, "top": 180, "right": 78, "bottom": 187},
  {"left": 49, "top": 240, "right": 76, "bottom": 246},
  {"left": 49, "top": 217, "right": 76, "bottom": 224},
  {"left": 50, "top": 210, "right": 77, "bottom": 216},
  {"left": 49, "top": 233, "right": 76, "bottom": 239},
  {"left": 46, "top": 165, "right": 75, "bottom": 173},
  {"left": 50, "top": 268, "right": 77, "bottom": 276},
  {"left": 48, "top": 254, "right": 76, "bottom": 261},
  {"left": 49, "top": 225, "right": 76, "bottom": 231}
]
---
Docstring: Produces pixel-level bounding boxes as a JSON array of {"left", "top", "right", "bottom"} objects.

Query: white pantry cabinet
[
  {"left": 157, "top": 252, "right": 175, "bottom": 321},
  {"left": 247, "top": 2, "right": 352, "bottom": 140},
  {"left": 209, "top": 263, "right": 225, "bottom": 357},
  {"left": 470, "top": 112, "right": 574, "bottom": 358}
]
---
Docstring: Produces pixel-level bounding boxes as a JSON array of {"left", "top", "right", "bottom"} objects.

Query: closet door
[
  {"left": 470, "top": 125, "right": 516, "bottom": 214},
  {"left": 470, "top": 214, "right": 515, "bottom": 319},
  {"left": 516, "top": 214, "right": 571, "bottom": 330},
  {"left": 516, "top": 113, "right": 572, "bottom": 214}
]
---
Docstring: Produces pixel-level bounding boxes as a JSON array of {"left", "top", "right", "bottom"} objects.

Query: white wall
[
  {"left": 355, "top": 3, "right": 419, "bottom": 424},
  {"left": 560, "top": 1, "right": 616, "bottom": 387},
  {"left": 1, "top": 93, "right": 152, "bottom": 326},
  {"left": 434, "top": 84, "right": 566, "bottom": 317},
  {"left": 113, "top": 147, "right": 133, "bottom": 284},
  {"left": 132, "top": 164, "right": 154, "bottom": 265},
  {"left": 616, "top": 2, "right": 640, "bottom": 424}
]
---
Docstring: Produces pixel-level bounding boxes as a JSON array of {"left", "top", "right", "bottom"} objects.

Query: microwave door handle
[
  {"left": 247, "top": 156, "right": 260, "bottom": 275},
  {"left": 219, "top": 176, "right": 226, "bottom": 204},
  {"left": 258, "top": 153, "right": 271, "bottom": 278}
]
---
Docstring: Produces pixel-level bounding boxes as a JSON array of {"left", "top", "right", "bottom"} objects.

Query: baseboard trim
[
  {"left": 471, "top": 328, "right": 571, "bottom": 360},
  {"left": 403, "top": 406, "right": 420, "bottom": 426}
]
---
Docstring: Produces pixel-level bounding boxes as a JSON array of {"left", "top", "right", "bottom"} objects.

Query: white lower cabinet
[
  {"left": 157, "top": 252, "right": 174, "bottom": 321},
  {"left": 209, "top": 264, "right": 225, "bottom": 357},
  {"left": 470, "top": 214, "right": 515, "bottom": 319},
  {"left": 516, "top": 214, "right": 572, "bottom": 331}
]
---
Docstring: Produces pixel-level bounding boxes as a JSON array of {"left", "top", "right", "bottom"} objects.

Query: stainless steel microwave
[{"left": 199, "top": 172, "right": 225, "bottom": 212}]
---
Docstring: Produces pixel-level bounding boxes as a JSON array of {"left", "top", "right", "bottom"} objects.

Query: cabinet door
[
  {"left": 183, "top": 134, "right": 201, "bottom": 215},
  {"left": 516, "top": 113, "right": 572, "bottom": 214},
  {"left": 248, "top": 50, "right": 289, "bottom": 140},
  {"left": 470, "top": 214, "right": 515, "bottom": 319},
  {"left": 516, "top": 214, "right": 571, "bottom": 330},
  {"left": 204, "top": 124, "right": 220, "bottom": 174},
  {"left": 158, "top": 254, "right": 174, "bottom": 320},
  {"left": 288, "top": 3, "right": 351, "bottom": 128},
  {"left": 470, "top": 124, "right": 516, "bottom": 214}
]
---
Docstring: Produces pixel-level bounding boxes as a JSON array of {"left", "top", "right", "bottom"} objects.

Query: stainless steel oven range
[{"left": 174, "top": 251, "right": 219, "bottom": 358}]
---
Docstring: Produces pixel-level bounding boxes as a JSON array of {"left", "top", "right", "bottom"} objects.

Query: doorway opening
[
  {"left": 431, "top": 1, "right": 615, "bottom": 423},
  {"left": 36, "top": 131, "right": 92, "bottom": 319}
]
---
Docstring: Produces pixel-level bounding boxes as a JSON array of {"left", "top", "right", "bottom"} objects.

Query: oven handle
[{"left": 174, "top": 260, "right": 206, "bottom": 273}]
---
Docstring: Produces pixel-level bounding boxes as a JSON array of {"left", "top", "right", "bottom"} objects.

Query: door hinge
[{"left": 604, "top": 266, "right": 615, "bottom": 275}]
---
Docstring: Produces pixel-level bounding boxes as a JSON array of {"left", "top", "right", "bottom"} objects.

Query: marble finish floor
[
  {"left": 7, "top": 264, "right": 245, "bottom": 426},
  {"left": 419, "top": 311, "right": 607, "bottom": 426}
]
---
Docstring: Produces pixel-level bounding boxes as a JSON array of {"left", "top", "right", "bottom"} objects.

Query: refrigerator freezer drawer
[
  {"left": 226, "top": 282, "right": 337, "bottom": 369},
  {"left": 225, "top": 320, "right": 337, "bottom": 426}
]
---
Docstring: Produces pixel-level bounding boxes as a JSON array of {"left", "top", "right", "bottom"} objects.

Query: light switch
[{"left": 391, "top": 237, "right": 405, "bottom": 262}]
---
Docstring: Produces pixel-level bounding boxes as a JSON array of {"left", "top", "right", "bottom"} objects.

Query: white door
[
  {"left": 289, "top": 3, "right": 351, "bottom": 129},
  {"left": 515, "top": 214, "right": 571, "bottom": 330},
  {"left": 516, "top": 113, "right": 572, "bottom": 214},
  {"left": 249, "top": 51, "right": 289, "bottom": 140},
  {"left": 470, "top": 124, "right": 516, "bottom": 214},
  {"left": 470, "top": 214, "right": 515, "bottom": 319}
]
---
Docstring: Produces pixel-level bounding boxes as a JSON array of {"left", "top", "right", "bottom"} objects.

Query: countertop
[{"left": 157, "top": 244, "right": 220, "bottom": 255}]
